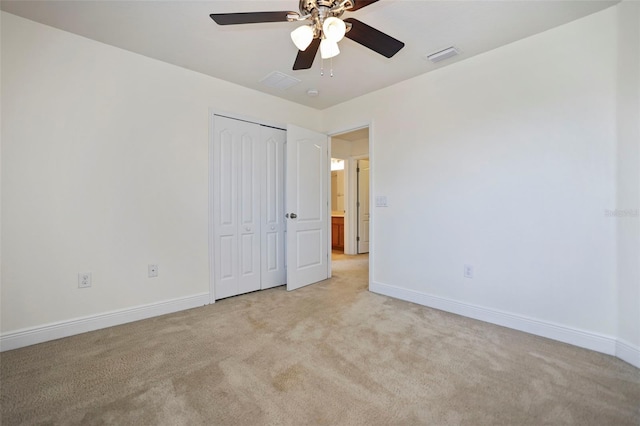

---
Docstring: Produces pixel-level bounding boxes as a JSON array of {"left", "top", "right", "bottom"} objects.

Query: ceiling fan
[{"left": 210, "top": 0, "right": 405, "bottom": 71}]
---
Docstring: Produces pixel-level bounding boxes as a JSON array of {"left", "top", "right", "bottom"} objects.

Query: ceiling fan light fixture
[
  {"left": 211, "top": 0, "right": 405, "bottom": 71},
  {"left": 291, "top": 25, "right": 314, "bottom": 51},
  {"left": 320, "top": 38, "right": 340, "bottom": 59},
  {"left": 322, "top": 17, "right": 346, "bottom": 42}
]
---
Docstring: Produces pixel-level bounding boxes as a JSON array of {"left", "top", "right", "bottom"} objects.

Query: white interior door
[
  {"left": 357, "top": 159, "right": 370, "bottom": 254},
  {"left": 260, "top": 126, "right": 286, "bottom": 289},
  {"left": 213, "top": 115, "right": 261, "bottom": 299},
  {"left": 286, "top": 124, "right": 329, "bottom": 291}
]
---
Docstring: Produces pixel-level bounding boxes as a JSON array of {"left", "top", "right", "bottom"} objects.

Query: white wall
[
  {"left": 324, "top": 8, "right": 627, "bottom": 356},
  {"left": 331, "top": 137, "right": 352, "bottom": 159},
  {"left": 0, "top": 12, "right": 320, "bottom": 336},
  {"left": 350, "top": 138, "right": 369, "bottom": 158},
  {"left": 331, "top": 137, "right": 369, "bottom": 159},
  {"left": 616, "top": 1, "right": 640, "bottom": 360}
]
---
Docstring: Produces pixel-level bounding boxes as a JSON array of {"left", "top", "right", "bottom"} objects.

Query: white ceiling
[{"left": 1, "top": 0, "right": 619, "bottom": 110}]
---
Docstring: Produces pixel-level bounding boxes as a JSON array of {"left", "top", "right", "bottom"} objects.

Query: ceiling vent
[
  {"left": 425, "top": 46, "right": 459, "bottom": 63},
  {"left": 259, "top": 71, "right": 301, "bottom": 90}
]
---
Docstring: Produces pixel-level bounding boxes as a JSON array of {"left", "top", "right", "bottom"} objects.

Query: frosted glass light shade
[
  {"left": 291, "top": 25, "right": 314, "bottom": 51},
  {"left": 322, "top": 17, "right": 346, "bottom": 42},
  {"left": 320, "top": 38, "right": 340, "bottom": 59}
]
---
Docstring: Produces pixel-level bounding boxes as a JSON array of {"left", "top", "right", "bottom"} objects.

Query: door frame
[{"left": 208, "top": 109, "right": 286, "bottom": 304}]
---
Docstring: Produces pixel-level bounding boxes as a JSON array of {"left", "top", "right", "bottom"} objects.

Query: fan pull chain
[{"left": 319, "top": 58, "right": 335, "bottom": 77}]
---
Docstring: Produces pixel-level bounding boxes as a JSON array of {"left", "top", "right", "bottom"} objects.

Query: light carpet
[{"left": 1, "top": 253, "right": 639, "bottom": 425}]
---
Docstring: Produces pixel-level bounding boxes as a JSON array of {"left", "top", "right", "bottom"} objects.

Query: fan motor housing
[{"left": 299, "top": 0, "right": 351, "bottom": 18}]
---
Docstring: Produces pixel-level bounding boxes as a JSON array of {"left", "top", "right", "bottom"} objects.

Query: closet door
[
  {"left": 260, "top": 126, "right": 286, "bottom": 289},
  {"left": 213, "top": 116, "right": 261, "bottom": 299}
]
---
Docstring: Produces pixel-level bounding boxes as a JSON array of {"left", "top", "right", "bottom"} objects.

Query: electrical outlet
[
  {"left": 464, "top": 264, "right": 474, "bottom": 279},
  {"left": 78, "top": 272, "right": 92, "bottom": 288},
  {"left": 148, "top": 264, "right": 159, "bottom": 278}
]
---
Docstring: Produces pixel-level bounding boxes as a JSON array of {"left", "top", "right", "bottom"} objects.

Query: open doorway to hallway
[{"left": 330, "top": 127, "right": 370, "bottom": 274}]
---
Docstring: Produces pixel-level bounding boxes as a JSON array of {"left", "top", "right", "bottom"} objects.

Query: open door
[
  {"left": 357, "top": 159, "right": 370, "bottom": 254},
  {"left": 286, "top": 125, "right": 329, "bottom": 291}
]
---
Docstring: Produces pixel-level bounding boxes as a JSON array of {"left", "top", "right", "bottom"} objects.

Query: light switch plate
[{"left": 375, "top": 195, "right": 388, "bottom": 207}]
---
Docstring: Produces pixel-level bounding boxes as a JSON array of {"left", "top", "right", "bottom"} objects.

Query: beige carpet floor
[{"left": 1, "top": 253, "right": 639, "bottom": 425}]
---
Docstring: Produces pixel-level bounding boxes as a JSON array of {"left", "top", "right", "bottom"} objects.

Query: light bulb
[
  {"left": 322, "top": 17, "right": 346, "bottom": 42},
  {"left": 291, "top": 25, "right": 314, "bottom": 51},
  {"left": 320, "top": 38, "right": 340, "bottom": 59}
]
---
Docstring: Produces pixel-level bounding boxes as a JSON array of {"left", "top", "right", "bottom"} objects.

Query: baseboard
[
  {"left": 370, "top": 281, "right": 618, "bottom": 357},
  {"left": 0, "top": 293, "right": 210, "bottom": 352},
  {"left": 615, "top": 339, "right": 640, "bottom": 368}
]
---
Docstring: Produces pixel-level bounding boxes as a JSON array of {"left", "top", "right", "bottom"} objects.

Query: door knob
[{"left": 290, "top": 213, "right": 297, "bottom": 219}]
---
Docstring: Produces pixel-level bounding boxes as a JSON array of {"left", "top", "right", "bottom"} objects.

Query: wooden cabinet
[{"left": 332, "top": 216, "right": 344, "bottom": 251}]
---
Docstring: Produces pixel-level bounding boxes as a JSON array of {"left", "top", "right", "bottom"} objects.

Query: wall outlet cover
[
  {"left": 148, "top": 264, "right": 159, "bottom": 278},
  {"left": 78, "top": 272, "right": 92, "bottom": 288},
  {"left": 464, "top": 265, "right": 474, "bottom": 279}
]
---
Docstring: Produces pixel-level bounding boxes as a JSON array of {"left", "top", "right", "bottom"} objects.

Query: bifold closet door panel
[
  {"left": 260, "top": 126, "right": 286, "bottom": 289},
  {"left": 213, "top": 117, "right": 238, "bottom": 299},
  {"left": 237, "top": 124, "right": 262, "bottom": 295},
  {"left": 213, "top": 115, "right": 261, "bottom": 299}
]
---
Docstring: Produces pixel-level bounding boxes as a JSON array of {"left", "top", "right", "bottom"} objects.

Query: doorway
[{"left": 329, "top": 127, "right": 370, "bottom": 270}]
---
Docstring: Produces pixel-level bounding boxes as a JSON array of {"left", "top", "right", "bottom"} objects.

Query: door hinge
[
  {"left": 357, "top": 236, "right": 360, "bottom": 241},
  {"left": 357, "top": 167, "right": 360, "bottom": 173},
  {"left": 357, "top": 201, "right": 360, "bottom": 207}
]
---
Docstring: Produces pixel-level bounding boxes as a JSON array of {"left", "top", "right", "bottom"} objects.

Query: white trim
[
  {"left": 208, "top": 111, "right": 217, "bottom": 304},
  {"left": 370, "top": 281, "right": 619, "bottom": 356},
  {"left": 367, "top": 121, "right": 374, "bottom": 293},
  {"left": 615, "top": 339, "right": 640, "bottom": 368},
  {"left": 0, "top": 293, "right": 209, "bottom": 352},
  {"left": 209, "top": 108, "right": 286, "bottom": 131},
  {"left": 327, "top": 133, "right": 333, "bottom": 277}
]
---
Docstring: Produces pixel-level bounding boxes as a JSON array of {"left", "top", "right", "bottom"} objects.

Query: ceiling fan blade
[
  {"left": 343, "top": 18, "right": 404, "bottom": 58},
  {"left": 293, "top": 38, "right": 321, "bottom": 70},
  {"left": 349, "top": 0, "right": 380, "bottom": 11},
  {"left": 210, "top": 11, "right": 291, "bottom": 25}
]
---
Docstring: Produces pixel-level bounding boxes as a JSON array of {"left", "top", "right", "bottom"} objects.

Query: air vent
[
  {"left": 259, "top": 71, "right": 301, "bottom": 90},
  {"left": 425, "top": 46, "right": 459, "bottom": 63}
]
